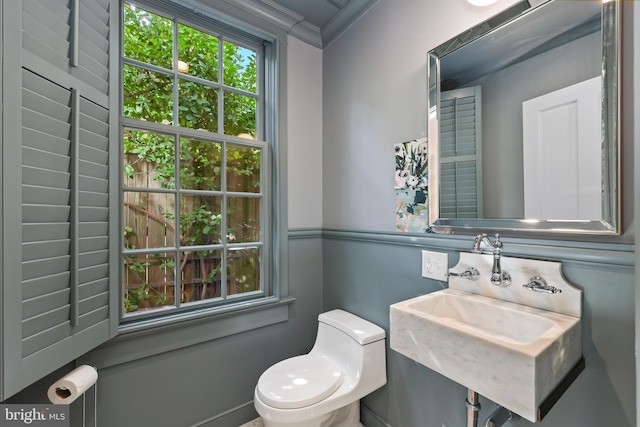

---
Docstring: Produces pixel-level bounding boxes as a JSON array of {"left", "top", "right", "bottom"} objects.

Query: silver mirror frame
[{"left": 427, "top": 0, "right": 620, "bottom": 235}]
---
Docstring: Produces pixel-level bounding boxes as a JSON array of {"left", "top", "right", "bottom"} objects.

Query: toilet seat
[{"left": 256, "top": 354, "right": 344, "bottom": 409}]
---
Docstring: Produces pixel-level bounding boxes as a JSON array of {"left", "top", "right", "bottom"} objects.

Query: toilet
[{"left": 254, "top": 310, "right": 387, "bottom": 427}]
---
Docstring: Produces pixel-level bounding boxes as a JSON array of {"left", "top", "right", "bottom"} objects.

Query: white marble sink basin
[
  {"left": 390, "top": 254, "right": 582, "bottom": 422},
  {"left": 406, "top": 290, "right": 555, "bottom": 345}
]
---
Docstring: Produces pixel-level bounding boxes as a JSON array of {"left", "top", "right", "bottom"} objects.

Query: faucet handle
[
  {"left": 472, "top": 233, "right": 503, "bottom": 254},
  {"left": 523, "top": 276, "right": 562, "bottom": 294},
  {"left": 448, "top": 267, "right": 480, "bottom": 281},
  {"left": 493, "top": 233, "right": 503, "bottom": 250}
]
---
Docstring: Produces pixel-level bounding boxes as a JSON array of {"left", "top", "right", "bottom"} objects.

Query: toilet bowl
[{"left": 254, "top": 310, "right": 387, "bottom": 427}]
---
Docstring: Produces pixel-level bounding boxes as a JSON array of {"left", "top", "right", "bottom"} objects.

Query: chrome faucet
[{"left": 471, "top": 233, "right": 511, "bottom": 287}]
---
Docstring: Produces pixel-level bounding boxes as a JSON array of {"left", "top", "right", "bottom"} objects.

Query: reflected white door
[{"left": 522, "top": 76, "right": 601, "bottom": 220}]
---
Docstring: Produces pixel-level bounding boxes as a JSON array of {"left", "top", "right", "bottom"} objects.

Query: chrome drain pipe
[
  {"left": 466, "top": 389, "right": 481, "bottom": 427},
  {"left": 483, "top": 405, "right": 520, "bottom": 427}
]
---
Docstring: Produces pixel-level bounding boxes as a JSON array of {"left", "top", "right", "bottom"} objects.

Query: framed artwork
[{"left": 395, "top": 138, "right": 432, "bottom": 233}]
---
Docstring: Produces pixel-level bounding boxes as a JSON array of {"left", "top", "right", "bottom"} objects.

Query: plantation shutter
[
  {"left": 439, "top": 86, "right": 483, "bottom": 218},
  {"left": 1, "top": 0, "right": 118, "bottom": 400}
]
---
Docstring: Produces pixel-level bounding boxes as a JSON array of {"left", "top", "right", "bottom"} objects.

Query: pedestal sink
[{"left": 390, "top": 253, "right": 582, "bottom": 422}]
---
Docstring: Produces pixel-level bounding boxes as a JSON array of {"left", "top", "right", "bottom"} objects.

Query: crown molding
[
  {"left": 222, "top": 0, "right": 322, "bottom": 47},
  {"left": 321, "top": 0, "right": 378, "bottom": 47},
  {"left": 221, "top": 0, "right": 378, "bottom": 48}
]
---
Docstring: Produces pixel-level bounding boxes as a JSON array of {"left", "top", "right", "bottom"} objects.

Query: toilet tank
[
  {"left": 317, "top": 310, "right": 386, "bottom": 345},
  {"left": 311, "top": 310, "right": 387, "bottom": 391}
]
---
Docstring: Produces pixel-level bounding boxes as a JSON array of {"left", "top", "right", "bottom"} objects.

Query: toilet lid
[{"left": 257, "top": 354, "right": 344, "bottom": 409}]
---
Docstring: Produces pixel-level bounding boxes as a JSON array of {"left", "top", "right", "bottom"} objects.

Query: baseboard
[
  {"left": 190, "top": 401, "right": 258, "bottom": 427},
  {"left": 361, "top": 403, "right": 391, "bottom": 427},
  {"left": 191, "top": 401, "right": 387, "bottom": 427}
]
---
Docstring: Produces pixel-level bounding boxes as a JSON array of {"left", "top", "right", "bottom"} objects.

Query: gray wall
[
  {"left": 322, "top": 231, "right": 635, "bottom": 427},
  {"left": 322, "top": 0, "right": 635, "bottom": 243},
  {"left": 635, "top": 2, "right": 640, "bottom": 425},
  {"left": 322, "top": 0, "right": 637, "bottom": 426},
  {"left": 87, "top": 234, "right": 323, "bottom": 427},
  {"left": 7, "top": 233, "right": 324, "bottom": 427},
  {"left": 10, "top": 232, "right": 635, "bottom": 427},
  {"left": 5, "top": 1, "right": 637, "bottom": 427},
  {"left": 468, "top": 31, "right": 601, "bottom": 218},
  {"left": 322, "top": 0, "right": 522, "bottom": 232}
]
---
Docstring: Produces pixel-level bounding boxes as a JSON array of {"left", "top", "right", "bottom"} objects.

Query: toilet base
[
  {"left": 261, "top": 401, "right": 362, "bottom": 427},
  {"left": 321, "top": 401, "right": 361, "bottom": 427}
]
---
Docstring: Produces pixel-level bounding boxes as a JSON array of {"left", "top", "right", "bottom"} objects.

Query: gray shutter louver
[
  {"left": 2, "top": 0, "right": 117, "bottom": 400},
  {"left": 439, "top": 87, "right": 483, "bottom": 218},
  {"left": 22, "top": 0, "right": 110, "bottom": 98},
  {"left": 440, "top": 161, "right": 479, "bottom": 218}
]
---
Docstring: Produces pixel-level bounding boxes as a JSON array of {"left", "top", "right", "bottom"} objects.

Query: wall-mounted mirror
[{"left": 427, "top": 0, "right": 620, "bottom": 234}]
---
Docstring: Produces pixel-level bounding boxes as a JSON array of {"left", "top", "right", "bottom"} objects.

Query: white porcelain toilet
[{"left": 254, "top": 309, "right": 387, "bottom": 427}]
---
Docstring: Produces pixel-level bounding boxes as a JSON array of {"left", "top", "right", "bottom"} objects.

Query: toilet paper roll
[{"left": 47, "top": 365, "right": 98, "bottom": 405}]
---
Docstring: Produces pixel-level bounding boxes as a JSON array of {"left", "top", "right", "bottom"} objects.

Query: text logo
[{"left": 0, "top": 405, "right": 69, "bottom": 427}]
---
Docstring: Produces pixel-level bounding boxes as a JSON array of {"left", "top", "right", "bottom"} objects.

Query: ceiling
[
  {"left": 224, "top": 0, "right": 378, "bottom": 48},
  {"left": 271, "top": 0, "right": 351, "bottom": 29},
  {"left": 439, "top": 0, "right": 601, "bottom": 88}
]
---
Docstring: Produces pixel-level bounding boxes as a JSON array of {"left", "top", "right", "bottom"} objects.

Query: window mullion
[
  {"left": 172, "top": 19, "right": 183, "bottom": 310},
  {"left": 172, "top": 17, "right": 180, "bottom": 128},
  {"left": 221, "top": 139, "right": 228, "bottom": 300},
  {"left": 260, "top": 145, "right": 267, "bottom": 295},
  {"left": 174, "top": 134, "right": 182, "bottom": 310},
  {"left": 122, "top": 57, "right": 172, "bottom": 76},
  {"left": 219, "top": 36, "right": 228, "bottom": 302},
  {"left": 222, "top": 85, "right": 258, "bottom": 99},
  {"left": 218, "top": 37, "right": 225, "bottom": 135},
  {"left": 256, "top": 44, "right": 264, "bottom": 141}
]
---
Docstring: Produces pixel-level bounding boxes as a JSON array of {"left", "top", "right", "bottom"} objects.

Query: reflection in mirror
[{"left": 427, "top": 0, "right": 620, "bottom": 234}]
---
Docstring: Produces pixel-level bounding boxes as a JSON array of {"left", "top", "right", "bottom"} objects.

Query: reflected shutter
[
  {"left": 1, "top": 0, "right": 118, "bottom": 399},
  {"left": 439, "top": 86, "right": 483, "bottom": 218}
]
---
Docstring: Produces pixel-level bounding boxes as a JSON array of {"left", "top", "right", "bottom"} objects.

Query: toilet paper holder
[{"left": 48, "top": 365, "right": 98, "bottom": 427}]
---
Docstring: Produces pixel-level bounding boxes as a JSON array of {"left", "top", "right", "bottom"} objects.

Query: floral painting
[{"left": 395, "top": 138, "right": 432, "bottom": 233}]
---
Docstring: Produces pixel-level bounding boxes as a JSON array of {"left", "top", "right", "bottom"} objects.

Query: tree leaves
[{"left": 122, "top": 2, "right": 263, "bottom": 313}]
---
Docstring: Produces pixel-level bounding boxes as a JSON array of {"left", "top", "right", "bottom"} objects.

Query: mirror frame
[{"left": 427, "top": 0, "right": 620, "bottom": 235}]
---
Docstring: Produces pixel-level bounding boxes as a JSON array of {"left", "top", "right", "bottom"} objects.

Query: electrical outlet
[{"left": 421, "top": 250, "right": 448, "bottom": 281}]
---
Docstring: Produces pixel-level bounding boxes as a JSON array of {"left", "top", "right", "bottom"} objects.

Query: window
[{"left": 121, "top": 1, "right": 273, "bottom": 320}]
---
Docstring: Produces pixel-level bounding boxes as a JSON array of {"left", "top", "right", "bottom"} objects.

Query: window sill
[{"left": 80, "top": 297, "right": 294, "bottom": 369}]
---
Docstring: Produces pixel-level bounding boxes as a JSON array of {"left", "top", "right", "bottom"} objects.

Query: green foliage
[
  {"left": 123, "top": 2, "right": 257, "bottom": 134},
  {"left": 178, "top": 80, "right": 218, "bottom": 132},
  {"left": 122, "top": 3, "right": 263, "bottom": 313},
  {"left": 123, "top": 64, "right": 173, "bottom": 124},
  {"left": 123, "top": 3, "right": 173, "bottom": 68},
  {"left": 178, "top": 23, "right": 219, "bottom": 82},
  {"left": 222, "top": 41, "right": 257, "bottom": 93},
  {"left": 123, "top": 253, "right": 170, "bottom": 313},
  {"left": 179, "top": 138, "right": 222, "bottom": 190},
  {"left": 124, "top": 282, "right": 169, "bottom": 313},
  {"left": 124, "top": 130, "right": 176, "bottom": 188},
  {"left": 180, "top": 202, "right": 222, "bottom": 245}
]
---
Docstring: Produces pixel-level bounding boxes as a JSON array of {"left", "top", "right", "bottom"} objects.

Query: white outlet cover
[{"left": 421, "top": 250, "right": 448, "bottom": 281}]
